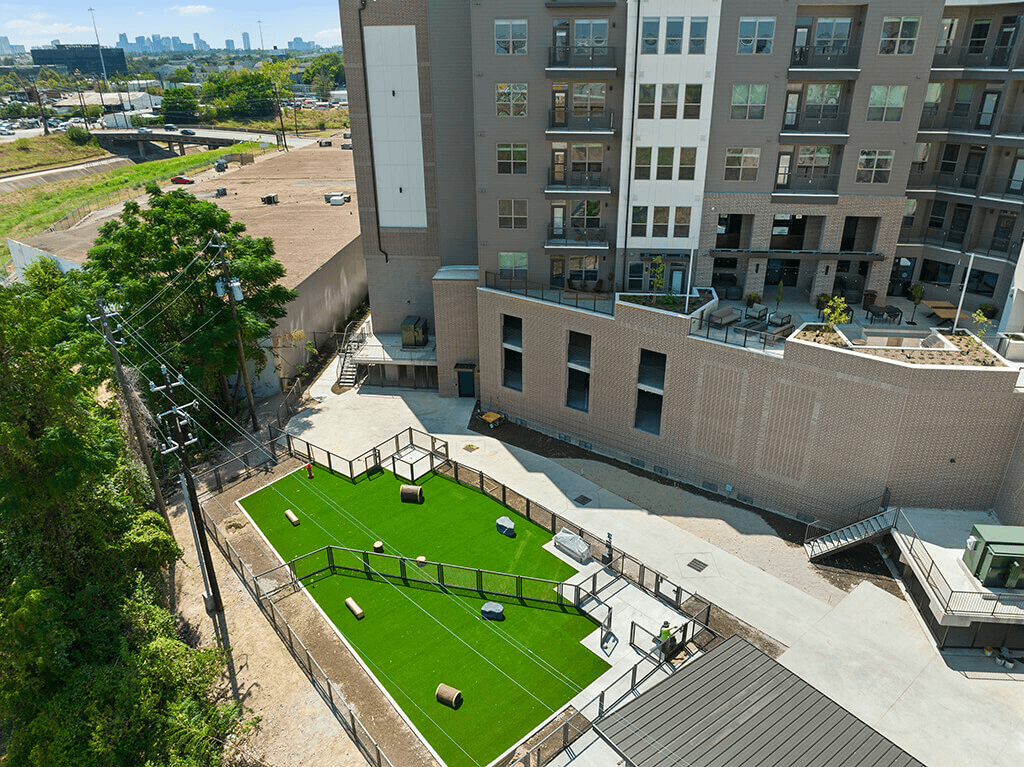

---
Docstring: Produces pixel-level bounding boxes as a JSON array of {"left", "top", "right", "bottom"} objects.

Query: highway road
[{"left": 90, "top": 126, "right": 321, "bottom": 149}]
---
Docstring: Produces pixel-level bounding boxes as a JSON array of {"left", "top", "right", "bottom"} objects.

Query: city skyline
[{"left": 0, "top": 3, "right": 342, "bottom": 51}]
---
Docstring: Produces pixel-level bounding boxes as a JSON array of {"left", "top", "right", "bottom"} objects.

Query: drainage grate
[
  {"left": 574, "top": 494, "right": 592, "bottom": 506},
  {"left": 687, "top": 558, "right": 708, "bottom": 572},
  {"left": 463, "top": 444, "right": 479, "bottom": 453}
]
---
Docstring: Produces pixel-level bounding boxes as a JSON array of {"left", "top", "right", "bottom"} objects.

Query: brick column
[
  {"left": 744, "top": 258, "right": 767, "bottom": 300},
  {"left": 809, "top": 260, "right": 838, "bottom": 306}
]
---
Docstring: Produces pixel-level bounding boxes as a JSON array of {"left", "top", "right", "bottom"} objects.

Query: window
[
  {"left": 631, "top": 206, "right": 648, "bottom": 237},
  {"left": 634, "top": 147, "right": 652, "bottom": 179},
  {"left": 495, "top": 20, "right": 527, "bottom": 55},
  {"left": 572, "top": 83, "right": 605, "bottom": 115},
  {"left": 929, "top": 200, "right": 947, "bottom": 229},
  {"left": 913, "top": 142, "right": 930, "bottom": 164},
  {"left": 939, "top": 144, "right": 959, "bottom": 174},
  {"left": 570, "top": 199, "right": 601, "bottom": 229},
  {"left": 953, "top": 83, "right": 974, "bottom": 116},
  {"left": 797, "top": 145, "right": 832, "bottom": 175},
  {"left": 683, "top": 84, "right": 702, "bottom": 119},
  {"left": 496, "top": 83, "right": 527, "bottom": 117},
  {"left": 497, "top": 143, "right": 527, "bottom": 174},
  {"left": 638, "top": 84, "right": 655, "bottom": 119},
  {"left": 924, "top": 83, "right": 943, "bottom": 108},
  {"left": 574, "top": 19, "right": 608, "bottom": 52},
  {"left": 641, "top": 18, "right": 660, "bottom": 54},
  {"left": 674, "top": 207, "right": 691, "bottom": 238},
  {"left": 566, "top": 368, "right": 590, "bottom": 412},
  {"left": 656, "top": 147, "right": 674, "bottom": 179},
  {"left": 815, "top": 18, "right": 851, "bottom": 53},
  {"left": 738, "top": 17, "right": 775, "bottom": 55},
  {"left": 689, "top": 17, "right": 707, "bottom": 54},
  {"left": 635, "top": 349, "right": 666, "bottom": 435},
  {"left": 920, "top": 258, "right": 954, "bottom": 287},
  {"left": 879, "top": 17, "right": 920, "bottom": 55},
  {"left": 660, "top": 84, "right": 679, "bottom": 118},
  {"left": 967, "top": 268, "right": 997, "bottom": 297},
  {"left": 725, "top": 147, "right": 760, "bottom": 181},
  {"left": 498, "top": 252, "right": 527, "bottom": 280},
  {"left": 867, "top": 85, "right": 907, "bottom": 122},
  {"left": 569, "top": 255, "right": 598, "bottom": 283},
  {"left": 714, "top": 256, "right": 738, "bottom": 269},
  {"left": 665, "top": 18, "right": 683, "bottom": 54},
  {"left": 731, "top": 84, "right": 767, "bottom": 119},
  {"left": 503, "top": 347, "right": 522, "bottom": 390},
  {"left": 903, "top": 198, "right": 918, "bottom": 227},
  {"left": 652, "top": 206, "right": 670, "bottom": 237},
  {"left": 936, "top": 18, "right": 958, "bottom": 54},
  {"left": 678, "top": 147, "right": 696, "bottom": 180},
  {"left": 570, "top": 143, "right": 603, "bottom": 174},
  {"left": 627, "top": 261, "right": 644, "bottom": 290},
  {"left": 968, "top": 19, "right": 991, "bottom": 54},
  {"left": 498, "top": 199, "right": 527, "bottom": 229},
  {"left": 856, "top": 150, "right": 893, "bottom": 183},
  {"left": 805, "top": 84, "right": 842, "bottom": 118}
]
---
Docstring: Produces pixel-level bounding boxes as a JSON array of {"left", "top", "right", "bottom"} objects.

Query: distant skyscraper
[
  {"left": 242, "top": 32, "right": 251, "bottom": 50},
  {"left": 225, "top": 39, "right": 235, "bottom": 50}
]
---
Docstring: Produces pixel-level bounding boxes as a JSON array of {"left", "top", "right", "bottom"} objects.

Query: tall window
[
  {"left": 665, "top": 18, "right": 683, "bottom": 54},
  {"left": 570, "top": 200, "right": 601, "bottom": 229},
  {"left": 689, "top": 17, "right": 707, "bottom": 53},
  {"left": 660, "top": 84, "right": 679, "bottom": 118},
  {"left": 570, "top": 143, "right": 603, "bottom": 174},
  {"left": 968, "top": 19, "right": 991, "bottom": 54},
  {"left": 738, "top": 17, "right": 775, "bottom": 54},
  {"left": 569, "top": 255, "right": 598, "bottom": 282},
  {"left": 498, "top": 253, "right": 527, "bottom": 280},
  {"left": 857, "top": 150, "right": 894, "bottom": 183},
  {"left": 683, "top": 84, "right": 702, "bottom": 119},
  {"left": 815, "top": 18, "right": 851, "bottom": 53},
  {"left": 879, "top": 17, "right": 920, "bottom": 55},
  {"left": 936, "top": 18, "right": 958, "bottom": 54},
  {"left": 924, "top": 82, "right": 943, "bottom": 110},
  {"left": 631, "top": 206, "right": 648, "bottom": 237},
  {"left": 502, "top": 315, "right": 523, "bottom": 391},
  {"left": 674, "top": 207, "right": 691, "bottom": 237},
  {"left": 627, "top": 261, "right": 644, "bottom": 290},
  {"left": 731, "top": 84, "right": 767, "bottom": 119},
  {"left": 634, "top": 147, "right": 652, "bottom": 179},
  {"left": 920, "top": 258, "right": 954, "bottom": 287},
  {"left": 572, "top": 84, "right": 605, "bottom": 115},
  {"left": 797, "top": 146, "right": 832, "bottom": 176},
  {"left": 495, "top": 20, "right": 527, "bottom": 55},
  {"left": 656, "top": 147, "right": 674, "bottom": 179},
  {"left": 641, "top": 18, "right": 660, "bottom": 54},
  {"left": 902, "top": 199, "right": 918, "bottom": 227},
  {"left": 805, "top": 83, "right": 841, "bottom": 118},
  {"left": 867, "top": 85, "right": 907, "bottom": 121},
  {"left": 929, "top": 200, "right": 947, "bottom": 229},
  {"left": 498, "top": 199, "right": 527, "bottom": 229},
  {"left": 638, "top": 84, "right": 655, "bottom": 119},
  {"left": 678, "top": 147, "right": 696, "bottom": 180},
  {"left": 652, "top": 207, "right": 670, "bottom": 237},
  {"left": 725, "top": 147, "right": 760, "bottom": 181},
  {"left": 497, "top": 143, "right": 527, "bottom": 175},
  {"left": 496, "top": 83, "right": 527, "bottom": 117},
  {"left": 574, "top": 20, "right": 608, "bottom": 52}
]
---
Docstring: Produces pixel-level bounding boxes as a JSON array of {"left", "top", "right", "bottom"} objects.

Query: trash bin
[{"left": 863, "top": 290, "right": 877, "bottom": 310}]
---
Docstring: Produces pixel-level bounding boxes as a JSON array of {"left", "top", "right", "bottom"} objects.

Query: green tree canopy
[
  {"left": 161, "top": 86, "right": 200, "bottom": 123},
  {"left": 199, "top": 69, "right": 277, "bottom": 118},
  {"left": 302, "top": 52, "right": 344, "bottom": 87},
  {"left": 168, "top": 67, "right": 193, "bottom": 84}
]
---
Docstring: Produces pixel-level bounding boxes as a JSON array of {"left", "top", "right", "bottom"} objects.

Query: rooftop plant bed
[
  {"left": 795, "top": 325, "right": 1006, "bottom": 367},
  {"left": 621, "top": 288, "right": 714, "bottom": 316}
]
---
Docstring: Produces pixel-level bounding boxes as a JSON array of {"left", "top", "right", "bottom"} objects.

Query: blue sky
[{"left": 1, "top": 1, "right": 343, "bottom": 50}]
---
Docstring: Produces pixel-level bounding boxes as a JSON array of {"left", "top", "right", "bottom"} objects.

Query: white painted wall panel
[{"left": 364, "top": 25, "right": 428, "bottom": 229}]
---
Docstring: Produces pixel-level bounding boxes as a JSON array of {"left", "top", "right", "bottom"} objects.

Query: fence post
[
  {"left": 350, "top": 709, "right": 356, "bottom": 734},
  {"left": 400, "top": 557, "right": 407, "bottom": 581},
  {"left": 476, "top": 568, "right": 484, "bottom": 593},
  {"left": 502, "top": 484, "right": 507, "bottom": 506},
  {"left": 455, "top": 463, "right": 460, "bottom": 483},
  {"left": 327, "top": 547, "right": 335, "bottom": 573},
  {"left": 438, "top": 563, "right": 445, "bottom": 590},
  {"left": 362, "top": 550, "right": 371, "bottom": 576},
  {"left": 639, "top": 563, "right": 646, "bottom": 587},
  {"left": 214, "top": 468, "right": 223, "bottom": 493},
  {"left": 327, "top": 452, "right": 333, "bottom": 473},
  {"left": 598, "top": 690, "right": 605, "bottom": 718},
  {"left": 479, "top": 471, "right": 485, "bottom": 493},
  {"left": 307, "top": 443, "right": 313, "bottom": 463},
  {"left": 517, "top": 575, "right": 524, "bottom": 600},
  {"left": 525, "top": 498, "right": 531, "bottom": 520}
]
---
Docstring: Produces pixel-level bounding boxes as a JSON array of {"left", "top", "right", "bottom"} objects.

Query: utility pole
[
  {"left": 88, "top": 8, "right": 109, "bottom": 115},
  {"left": 93, "top": 301, "right": 168, "bottom": 522},
  {"left": 273, "top": 84, "right": 289, "bottom": 151},
  {"left": 211, "top": 233, "right": 261, "bottom": 431},
  {"left": 151, "top": 366, "right": 223, "bottom": 613}
]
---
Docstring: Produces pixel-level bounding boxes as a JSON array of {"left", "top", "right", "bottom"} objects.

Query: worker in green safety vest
[{"left": 658, "top": 621, "right": 678, "bottom": 659}]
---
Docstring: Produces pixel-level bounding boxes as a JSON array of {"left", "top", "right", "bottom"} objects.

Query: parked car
[
  {"left": 170, "top": 176, "right": 195, "bottom": 184},
  {"left": 136, "top": 127, "right": 153, "bottom": 134},
  {"left": 0, "top": 129, "right": 13, "bottom": 136},
  {"left": 180, "top": 128, "right": 196, "bottom": 135}
]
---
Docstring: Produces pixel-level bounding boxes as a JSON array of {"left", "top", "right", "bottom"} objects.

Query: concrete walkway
[{"left": 286, "top": 384, "right": 1024, "bottom": 767}]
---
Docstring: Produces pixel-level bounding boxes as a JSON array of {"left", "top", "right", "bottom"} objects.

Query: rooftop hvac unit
[
  {"left": 215, "top": 187, "right": 227, "bottom": 197},
  {"left": 401, "top": 316, "right": 428, "bottom": 348},
  {"left": 261, "top": 193, "right": 278, "bottom": 205},
  {"left": 330, "top": 196, "right": 345, "bottom": 206}
]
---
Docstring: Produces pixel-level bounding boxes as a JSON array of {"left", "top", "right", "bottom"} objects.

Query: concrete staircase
[{"left": 804, "top": 507, "right": 898, "bottom": 560}]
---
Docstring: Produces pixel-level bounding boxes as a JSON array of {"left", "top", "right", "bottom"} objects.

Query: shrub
[
  {"left": 13, "top": 138, "right": 31, "bottom": 151},
  {"left": 65, "top": 125, "right": 92, "bottom": 145},
  {"left": 317, "top": 119, "right": 326, "bottom": 131}
]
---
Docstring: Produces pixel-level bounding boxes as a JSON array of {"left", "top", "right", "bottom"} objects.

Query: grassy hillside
[{"left": 0, "top": 132, "right": 112, "bottom": 175}]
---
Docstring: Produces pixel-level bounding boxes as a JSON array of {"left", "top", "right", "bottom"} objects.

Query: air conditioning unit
[
  {"left": 215, "top": 187, "right": 227, "bottom": 197},
  {"left": 261, "top": 193, "right": 278, "bottom": 205}
]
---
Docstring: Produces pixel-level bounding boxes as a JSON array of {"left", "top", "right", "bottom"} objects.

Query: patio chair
[
  {"left": 746, "top": 303, "right": 768, "bottom": 321},
  {"left": 768, "top": 312, "right": 791, "bottom": 328}
]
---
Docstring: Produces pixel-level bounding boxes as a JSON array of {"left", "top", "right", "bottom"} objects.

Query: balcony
[
  {"left": 789, "top": 43, "right": 861, "bottom": 75},
  {"left": 780, "top": 109, "right": 851, "bottom": 137},
  {"left": 546, "top": 109, "right": 616, "bottom": 136},
  {"left": 899, "top": 229, "right": 1020, "bottom": 258},
  {"left": 545, "top": 224, "right": 610, "bottom": 249},
  {"left": 906, "top": 169, "right": 982, "bottom": 193},
  {"left": 932, "top": 42, "right": 1023, "bottom": 71},
  {"left": 773, "top": 172, "right": 840, "bottom": 197},
  {"left": 918, "top": 109, "right": 1024, "bottom": 138},
  {"left": 545, "top": 168, "right": 613, "bottom": 194},
  {"left": 483, "top": 272, "right": 614, "bottom": 316},
  {"left": 546, "top": 45, "right": 619, "bottom": 76}
]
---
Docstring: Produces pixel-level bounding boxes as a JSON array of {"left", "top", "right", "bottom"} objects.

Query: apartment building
[{"left": 339, "top": 0, "right": 1024, "bottom": 524}]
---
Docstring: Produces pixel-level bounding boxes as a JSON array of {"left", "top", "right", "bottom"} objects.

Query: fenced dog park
[{"left": 196, "top": 428, "right": 723, "bottom": 767}]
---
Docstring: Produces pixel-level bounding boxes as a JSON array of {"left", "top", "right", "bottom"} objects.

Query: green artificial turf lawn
[{"left": 238, "top": 467, "right": 610, "bottom": 767}]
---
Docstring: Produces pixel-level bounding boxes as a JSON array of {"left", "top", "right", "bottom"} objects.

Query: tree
[
  {"left": 823, "top": 295, "right": 850, "bottom": 334},
  {"left": 162, "top": 86, "right": 200, "bottom": 123},
  {"left": 302, "top": 52, "right": 344, "bottom": 87},
  {"left": 84, "top": 187, "right": 296, "bottom": 418},
  {"left": 168, "top": 67, "right": 193, "bottom": 84},
  {"left": 200, "top": 69, "right": 277, "bottom": 118},
  {"left": 313, "top": 71, "right": 334, "bottom": 101}
]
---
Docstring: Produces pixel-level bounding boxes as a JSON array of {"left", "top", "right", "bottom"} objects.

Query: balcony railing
[
  {"left": 790, "top": 42, "right": 861, "bottom": 69},
  {"left": 932, "top": 42, "right": 1023, "bottom": 70},
  {"left": 907, "top": 169, "right": 982, "bottom": 191},
  {"left": 774, "top": 172, "right": 840, "bottom": 194},
  {"left": 547, "top": 109, "right": 615, "bottom": 133},
  {"left": 483, "top": 272, "right": 614, "bottom": 316},
  {"left": 981, "top": 175, "right": 1024, "bottom": 200},
  {"left": 899, "top": 229, "right": 1020, "bottom": 258},
  {"left": 547, "top": 45, "right": 619, "bottom": 70},
  {"left": 919, "top": 109, "right": 1024, "bottom": 136},
  {"left": 780, "top": 108, "right": 850, "bottom": 134},
  {"left": 545, "top": 224, "right": 610, "bottom": 247},
  {"left": 546, "top": 168, "right": 612, "bottom": 192}
]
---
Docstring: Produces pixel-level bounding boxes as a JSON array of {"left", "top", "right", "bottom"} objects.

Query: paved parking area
[{"left": 287, "top": 382, "right": 1024, "bottom": 767}]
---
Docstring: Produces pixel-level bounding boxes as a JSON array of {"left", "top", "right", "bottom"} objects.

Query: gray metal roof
[{"left": 595, "top": 635, "right": 925, "bottom": 767}]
